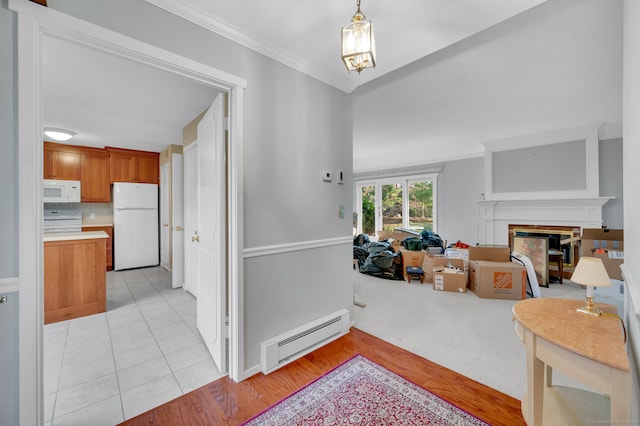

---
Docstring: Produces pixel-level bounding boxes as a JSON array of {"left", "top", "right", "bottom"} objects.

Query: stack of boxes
[{"left": 394, "top": 238, "right": 526, "bottom": 300}]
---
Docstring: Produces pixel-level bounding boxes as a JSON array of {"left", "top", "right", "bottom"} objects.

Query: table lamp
[{"left": 570, "top": 257, "right": 611, "bottom": 316}]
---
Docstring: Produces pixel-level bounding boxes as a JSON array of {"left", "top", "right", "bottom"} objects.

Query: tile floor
[{"left": 44, "top": 267, "right": 224, "bottom": 426}]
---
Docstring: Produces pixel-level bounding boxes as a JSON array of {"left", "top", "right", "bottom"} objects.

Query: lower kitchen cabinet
[
  {"left": 44, "top": 236, "right": 106, "bottom": 324},
  {"left": 82, "top": 226, "right": 113, "bottom": 271}
]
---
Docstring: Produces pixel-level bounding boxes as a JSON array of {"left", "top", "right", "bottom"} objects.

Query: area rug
[{"left": 242, "top": 354, "right": 489, "bottom": 425}]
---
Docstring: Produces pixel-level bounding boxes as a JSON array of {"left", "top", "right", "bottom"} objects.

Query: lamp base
[
  {"left": 576, "top": 306, "right": 603, "bottom": 316},
  {"left": 576, "top": 296, "right": 602, "bottom": 316}
]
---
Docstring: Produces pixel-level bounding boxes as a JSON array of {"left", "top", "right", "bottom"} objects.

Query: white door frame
[{"left": 11, "top": 2, "right": 247, "bottom": 425}]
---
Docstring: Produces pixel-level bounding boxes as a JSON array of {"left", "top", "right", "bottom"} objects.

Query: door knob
[{"left": 192, "top": 234, "right": 199, "bottom": 242}]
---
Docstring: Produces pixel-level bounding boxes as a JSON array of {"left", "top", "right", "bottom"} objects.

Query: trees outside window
[{"left": 356, "top": 174, "right": 437, "bottom": 237}]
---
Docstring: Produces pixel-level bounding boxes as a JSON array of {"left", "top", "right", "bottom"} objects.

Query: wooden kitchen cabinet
[
  {"left": 44, "top": 142, "right": 112, "bottom": 202},
  {"left": 43, "top": 142, "right": 81, "bottom": 180},
  {"left": 107, "top": 147, "right": 159, "bottom": 184},
  {"left": 44, "top": 236, "right": 106, "bottom": 324},
  {"left": 83, "top": 226, "right": 113, "bottom": 270},
  {"left": 80, "top": 148, "right": 111, "bottom": 202}
]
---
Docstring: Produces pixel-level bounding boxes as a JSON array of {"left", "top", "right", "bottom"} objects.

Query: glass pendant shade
[{"left": 341, "top": 6, "right": 376, "bottom": 73}]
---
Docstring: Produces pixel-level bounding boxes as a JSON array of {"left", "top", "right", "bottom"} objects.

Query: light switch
[{"left": 322, "top": 170, "right": 332, "bottom": 182}]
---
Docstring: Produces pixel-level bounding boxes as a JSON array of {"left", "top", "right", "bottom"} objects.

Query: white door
[
  {"left": 197, "top": 93, "right": 227, "bottom": 373},
  {"left": 184, "top": 143, "right": 199, "bottom": 297},
  {"left": 160, "top": 163, "right": 171, "bottom": 270},
  {"left": 171, "top": 153, "right": 184, "bottom": 288}
]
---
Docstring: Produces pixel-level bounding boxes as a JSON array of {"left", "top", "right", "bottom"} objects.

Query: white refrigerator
[{"left": 113, "top": 182, "right": 159, "bottom": 271}]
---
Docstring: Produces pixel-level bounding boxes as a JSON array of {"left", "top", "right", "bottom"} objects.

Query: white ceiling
[
  {"left": 42, "top": 1, "right": 549, "bottom": 154},
  {"left": 42, "top": 36, "right": 222, "bottom": 152},
  {"left": 145, "top": 0, "right": 549, "bottom": 93}
]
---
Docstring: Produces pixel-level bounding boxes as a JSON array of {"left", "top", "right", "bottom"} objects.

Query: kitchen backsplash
[{"left": 81, "top": 203, "right": 113, "bottom": 225}]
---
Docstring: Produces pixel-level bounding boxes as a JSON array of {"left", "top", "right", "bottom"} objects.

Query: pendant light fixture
[{"left": 341, "top": 0, "right": 376, "bottom": 73}]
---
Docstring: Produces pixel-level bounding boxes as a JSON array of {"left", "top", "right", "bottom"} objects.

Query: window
[{"left": 355, "top": 174, "right": 437, "bottom": 237}]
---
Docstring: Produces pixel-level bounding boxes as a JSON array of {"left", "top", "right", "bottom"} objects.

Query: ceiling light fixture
[
  {"left": 44, "top": 127, "right": 76, "bottom": 142},
  {"left": 341, "top": 0, "right": 376, "bottom": 74}
]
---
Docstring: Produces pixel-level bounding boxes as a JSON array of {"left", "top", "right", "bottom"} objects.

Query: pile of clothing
[{"left": 353, "top": 234, "right": 403, "bottom": 280}]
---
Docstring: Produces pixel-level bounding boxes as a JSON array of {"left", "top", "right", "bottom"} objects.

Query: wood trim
[
  {"left": 29, "top": 0, "right": 47, "bottom": 6},
  {"left": 120, "top": 328, "right": 525, "bottom": 426}
]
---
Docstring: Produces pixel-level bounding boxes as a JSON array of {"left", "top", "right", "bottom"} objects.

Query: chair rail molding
[{"left": 0, "top": 277, "right": 19, "bottom": 294}]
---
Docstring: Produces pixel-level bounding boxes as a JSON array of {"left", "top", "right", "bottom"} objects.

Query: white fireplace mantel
[{"left": 477, "top": 197, "right": 613, "bottom": 245}]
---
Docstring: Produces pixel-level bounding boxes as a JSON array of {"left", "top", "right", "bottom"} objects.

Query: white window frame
[{"left": 355, "top": 173, "right": 438, "bottom": 237}]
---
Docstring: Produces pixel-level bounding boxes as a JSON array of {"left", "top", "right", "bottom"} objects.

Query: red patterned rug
[{"left": 242, "top": 354, "right": 489, "bottom": 425}]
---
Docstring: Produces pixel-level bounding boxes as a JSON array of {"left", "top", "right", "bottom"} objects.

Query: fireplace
[
  {"left": 508, "top": 225, "right": 581, "bottom": 279},
  {"left": 477, "top": 198, "right": 612, "bottom": 280}
]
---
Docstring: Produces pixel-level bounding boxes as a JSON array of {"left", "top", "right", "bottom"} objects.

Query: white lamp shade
[{"left": 570, "top": 257, "right": 611, "bottom": 288}]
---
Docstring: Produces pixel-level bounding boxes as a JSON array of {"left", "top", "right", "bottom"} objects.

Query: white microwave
[{"left": 43, "top": 179, "right": 81, "bottom": 203}]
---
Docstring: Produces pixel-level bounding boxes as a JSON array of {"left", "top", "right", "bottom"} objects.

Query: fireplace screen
[{"left": 508, "top": 225, "right": 581, "bottom": 282}]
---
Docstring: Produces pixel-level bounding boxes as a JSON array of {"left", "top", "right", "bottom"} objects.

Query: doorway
[{"left": 13, "top": 3, "right": 247, "bottom": 423}]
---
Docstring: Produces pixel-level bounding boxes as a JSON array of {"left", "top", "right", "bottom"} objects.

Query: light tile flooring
[{"left": 44, "top": 267, "right": 224, "bottom": 426}]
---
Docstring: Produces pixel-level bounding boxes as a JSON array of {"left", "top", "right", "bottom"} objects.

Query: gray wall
[
  {"left": 0, "top": 3, "right": 18, "bottom": 426},
  {"left": 600, "top": 138, "right": 623, "bottom": 228},
  {"left": 0, "top": 2, "right": 17, "bottom": 278},
  {"left": 0, "top": 292, "right": 19, "bottom": 426},
  {"left": 437, "top": 157, "right": 484, "bottom": 246}
]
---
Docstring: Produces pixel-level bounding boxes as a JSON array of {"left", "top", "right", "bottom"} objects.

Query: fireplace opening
[{"left": 508, "top": 225, "right": 581, "bottom": 280}]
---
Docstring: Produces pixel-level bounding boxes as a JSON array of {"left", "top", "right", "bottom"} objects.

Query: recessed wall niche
[{"left": 482, "top": 123, "right": 601, "bottom": 201}]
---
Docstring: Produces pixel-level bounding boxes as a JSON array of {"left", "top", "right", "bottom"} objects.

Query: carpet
[{"left": 242, "top": 354, "right": 489, "bottom": 425}]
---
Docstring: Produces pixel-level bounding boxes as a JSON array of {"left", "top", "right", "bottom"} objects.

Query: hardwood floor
[{"left": 119, "top": 328, "right": 526, "bottom": 425}]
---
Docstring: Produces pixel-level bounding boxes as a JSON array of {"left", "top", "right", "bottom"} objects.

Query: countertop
[
  {"left": 81, "top": 223, "right": 113, "bottom": 228},
  {"left": 44, "top": 231, "right": 109, "bottom": 242}
]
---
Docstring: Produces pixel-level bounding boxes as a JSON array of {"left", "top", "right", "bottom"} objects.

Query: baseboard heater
[{"left": 260, "top": 309, "right": 350, "bottom": 374}]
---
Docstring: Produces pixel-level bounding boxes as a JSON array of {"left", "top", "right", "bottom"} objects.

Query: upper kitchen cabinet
[
  {"left": 80, "top": 148, "right": 111, "bottom": 203},
  {"left": 44, "top": 142, "right": 111, "bottom": 203},
  {"left": 107, "top": 147, "right": 159, "bottom": 184},
  {"left": 44, "top": 142, "right": 81, "bottom": 180}
]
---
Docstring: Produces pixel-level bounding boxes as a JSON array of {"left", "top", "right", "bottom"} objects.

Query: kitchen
[
  {"left": 43, "top": 141, "right": 160, "bottom": 324},
  {"left": 39, "top": 34, "right": 225, "bottom": 422}
]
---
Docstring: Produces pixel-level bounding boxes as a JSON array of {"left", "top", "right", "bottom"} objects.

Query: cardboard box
[
  {"left": 391, "top": 228, "right": 420, "bottom": 242},
  {"left": 468, "top": 260, "right": 527, "bottom": 300},
  {"left": 468, "top": 245, "right": 511, "bottom": 262},
  {"left": 421, "top": 253, "right": 442, "bottom": 284},
  {"left": 581, "top": 229, "right": 624, "bottom": 280},
  {"left": 593, "top": 279, "right": 624, "bottom": 317},
  {"left": 433, "top": 258, "right": 466, "bottom": 293},
  {"left": 444, "top": 247, "right": 470, "bottom": 275},
  {"left": 400, "top": 249, "right": 425, "bottom": 281}
]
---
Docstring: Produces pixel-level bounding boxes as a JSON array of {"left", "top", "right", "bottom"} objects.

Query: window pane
[
  {"left": 382, "top": 183, "right": 402, "bottom": 231},
  {"left": 360, "top": 185, "right": 376, "bottom": 236},
  {"left": 408, "top": 180, "right": 433, "bottom": 232}
]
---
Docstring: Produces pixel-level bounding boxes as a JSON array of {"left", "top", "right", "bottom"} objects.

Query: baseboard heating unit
[{"left": 260, "top": 309, "right": 350, "bottom": 374}]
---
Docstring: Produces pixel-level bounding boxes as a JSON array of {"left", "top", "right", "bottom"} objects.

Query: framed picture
[{"left": 513, "top": 236, "right": 549, "bottom": 287}]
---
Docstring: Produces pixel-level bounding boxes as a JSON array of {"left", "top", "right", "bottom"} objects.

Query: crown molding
[{"left": 145, "top": 0, "right": 356, "bottom": 93}]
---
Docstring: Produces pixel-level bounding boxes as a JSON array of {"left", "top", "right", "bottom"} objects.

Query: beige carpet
[{"left": 352, "top": 272, "right": 587, "bottom": 399}]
